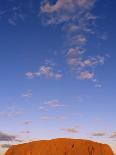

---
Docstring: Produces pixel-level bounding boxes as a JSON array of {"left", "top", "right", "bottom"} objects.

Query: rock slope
[{"left": 5, "top": 138, "right": 114, "bottom": 155}]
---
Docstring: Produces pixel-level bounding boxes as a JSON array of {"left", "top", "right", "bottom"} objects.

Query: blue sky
[{"left": 0, "top": 0, "right": 116, "bottom": 154}]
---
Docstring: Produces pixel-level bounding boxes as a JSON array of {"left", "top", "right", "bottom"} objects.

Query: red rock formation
[{"left": 5, "top": 138, "right": 114, "bottom": 155}]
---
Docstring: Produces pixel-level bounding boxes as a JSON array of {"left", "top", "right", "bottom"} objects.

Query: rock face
[{"left": 5, "top": 138, "right": 114, "bottom": 155}]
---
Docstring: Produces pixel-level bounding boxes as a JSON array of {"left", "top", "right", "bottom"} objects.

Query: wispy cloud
[
  {"left": 45, "top": 100, "right": 64, "bottom": 108},
  {"left": 0, "top": 4, "right": 25, "bottom": 25},
  {"left": 94, "top": 83, "right": 102, "bottom": 88},
  {"left": 40, "top": 115, "right": 68, "bottom": 121},
  {"left": 21, "top": 131, "right": 31, "bottom": 134},
  {"left": 22, "top": 90, "right": 32, "bottom": 98},
  {"left": 39, "top": 99, "right": 66, "bottom": 111},
  {"left": 40, "top": 116, "right": 55, "bottom": 121},
  {"left": 91, "top": 131, "right": 106, "bottom": 137},
  {"left": 109, "top": 132, "right": 116, "bottom": 139},
  {"left": 0, "top": 108, "right": 23, "bottom": 118},
  {"left": 23, "top": 120, "right": 32, "bottom": 125},
  {"left": 60, "top": 127, "right": 79, "bottom": 134}
]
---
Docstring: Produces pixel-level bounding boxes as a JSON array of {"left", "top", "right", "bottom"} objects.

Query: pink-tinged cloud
[
  {"left": 26, "top": 64, "right": 62, "bottom": 80},
  {"left": 41, "top": 0, "right": 95, "bottom": 14},
  {"left": 25, "top": 72, "right": 34, "bottom": 79},
  {"left": 71, "top": 35, "right": 87, "bottom": 46},
  {"left": 79, "top": 71, "right": 95, "bottom": 80},
  {"left": 40, "top": 0, "right": 108, "bottom": 84},
  {"left": 40, "top": 0, "right": 96, "bottom": 25}
]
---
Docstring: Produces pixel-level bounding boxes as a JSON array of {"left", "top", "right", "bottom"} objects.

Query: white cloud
[
  {"left": 46, "top": 100, "right": 64, "bottom": 108},
  {"left": 55, "top": 73, "right": 63, "bottom": 79},
  {"left": 95, "top": 83, "right": 102, "bottom": 88},
  {"left": 39, "top": 99, "right": 66, "bottom": 112},
  {"left": 39, "top": 106, "right": 48, "bottom": 111},
  {"left": 22, "top": 90, "right": 32, "bottom": 98}
]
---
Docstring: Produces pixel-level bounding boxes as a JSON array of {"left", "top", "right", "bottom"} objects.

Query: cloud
[
  {"left": 95, "top": 83, "right": 102, "bottom": 88},
  {"left": 0, "top": 0, "right": 37, "bottom": 25},
  {"left": 22, "top": 90, "right": 32, "bottom": 98},
  {"left": 26, "top": 63, "right": 62, "bottom": 80},
  {"left": 40, "top": 0, "right": 96, "bottom": 25},
  {"left": 67, "top": 49, "right": 105, "bottom": 80},
  {"left": 54, "top": 73, "right": 63, "bottom": 79},
  {"left": 39, "top": 106, "right": 48, "bottom": 111},
  {"left": 79, "top": 71, "right": 95, "bottom": 80},
  {"left": 0, "top": 132, "right": 17, "bottom": 142},
  {"left": 36, "top": 66, "right": 54, "bottom": 77},
  {"left": 40, "top": 0, "right": 108, "bottom": 83},
  {"left": 41, "top": 0, "right": 95, "bottom": 13},
  {"left": 45, "top": 100, "right": 64, "bottom": 108},
  {"left": 39, "top": 99, "right": 65, "bottom": 111},
  {"left": 67, "top": 49, "right": 105, "bottom": 67},
  {"left": 70, "top": 35, "right": 87, "bottom": 46},
  {"left": 91, "top": 132, "right": 106, "bottom": 137},
  {"left": 67, "top": 49, "right": 106, "bottom": 81},
  {"left": 40, "top": 116, "right": 55, "bottom": 121},
  {"left": 23, "top": 120, "right": 32, "bottom": 125},
  {"left": 0, "top": 109, "right": 23, "bottom": 118},
  {"left": 21, "top": 131, "right": 31, "bottom": 134},
  {"left": 25, "top": 72, "right": 34, "bottom": 79},
  {"left": 109, "top": 132, "right": 116, "bottom": 139},
  {"left": 67, "top": 23, "right": 80, "bottom": 32},
  {"left": 60, "top": 128, "right": 78, "bottom": 134},
  {"left": 0, "top": 3, "right": 25, "bottom": 25},
  {"left": 40, "top": 115, "right": 68, "bottom": 121}
]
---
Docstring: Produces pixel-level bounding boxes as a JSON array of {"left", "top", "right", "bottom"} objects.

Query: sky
[{"left": 0, "top": 0, "right": 116, "bottom": 154}]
